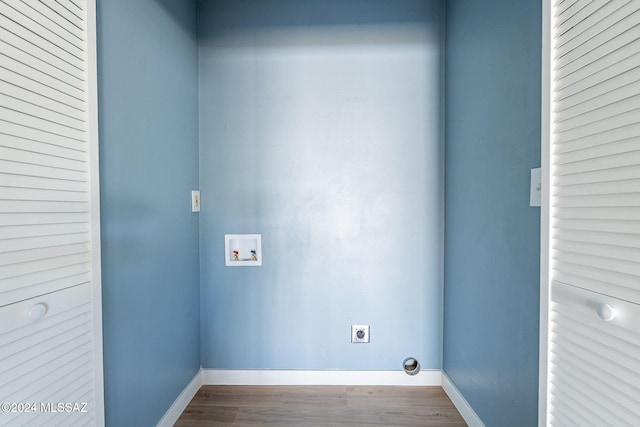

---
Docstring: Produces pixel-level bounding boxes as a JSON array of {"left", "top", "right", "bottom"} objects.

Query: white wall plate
[{"left": 530, "top": 168, "right": 541, "bottom": 207}]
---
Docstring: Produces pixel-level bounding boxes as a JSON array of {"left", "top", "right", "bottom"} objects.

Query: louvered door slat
[
  {"left": 552, "top": 313, "right": 640, "bottom": 366},
  {"left": 0, "top": 187, "right": 87, "bottom": 205},
  {"left": 555, "top": 95, "right": 640, "bottom": 132},
  {"left": 552, "top": 345, "right": 640, "bottom": 400},
  {"left": 0, "top": 71, "right": 84, "bottom": 119},
  {"left": 39, "top": 0, "right": 86, "bottom": 30},
  {"left": 0, "top": 307, "right": 89, "bottom": 354},
  {"left": 0, "top": 212, "right": 88, "bottom": 227},
  {"left": 69, "top": 0, "right": 82, "bottom": 9},
  {"left": 0, "top": 87, "right": 85, "bottom": 128},
  {"left": 553, "top": 193, "right": 640, "bottom": 208},
  {"left": 554, "top": 239, "right": 640, "bottom": 262},
  {"left": 21, "top": 0, "right": 85, "bottom": 42},
  {"left": 0, "top": 48, "right": 85, "bottom": 102},
  {"left": 554, "top": 164, "right": 640, "bottom": 186},
  {"left": 555, "top": 228, "right": 640, "bottom": 250},
  {"left": 555, "top": 65, "right": 640, "bottom": 114},
  {"left": 555, "top": 124, "right": 640, "bottom": 154},
  {"left": 554, "top": 46, "right": 640, "bottom": 99},
  {"left": 0, "top": 134, "right": 86, "bottom": 161},
  {"left": 0, "top": 253, "right": 89, "bottom": 281},
  {"left": 556, "top": 0, "right": 580, "bottom": 20},
  {"left": 2, "top": 0, "right": 85, "bottom": 52},
  {"left": 555, "top": 108, "right": 640, "bottom": 145},
  {"left": 0, "top": 37, "right": 84, "bottom": 92},
  {"left": 0, "top": 146, "right": 87, "bottom": 171},
  {"left": 0, "top": 263, "right": 90, "bottom": 294},
  {"left": 554, "top": 139, "right": 638, "bottom": 164},
  {"left": 556, "top": 218, "right": 640, "bottom": 232},
  {"left": 0, "top": 188, "right": 87, "bottom": 204},
  {"left": 0, "top": 174, "right": 87, "bottom": 194},
  {"left": 550, "top": 399, "right": 591, "bottom": 427},
  {"left": 0, "top": 222, "right": 88, "bottom": 239},
  {"left": 0, "top": 119, "right": 86, "bottom": 150},
  {"left": 0, "top": 243, "right": 87, "bottom": 267},
  {"left": 0, "top": 10, "right": 84, "bottom": 73},
  {"left": 551, "top": 375, "right": 628, "bottom": 426},
  {"left": 0, "top": 160, "right": 87, "bottom": 181},
  {"left": 0, "top": 106, "right": 86, "bottom": 142},
  {"left": 0, "top": 186, "right": 87, "bottom": 204},
  {"left": 0, "top": 25, "right": 84, "bottom": 81},
  {"left": 0, "top": 313, "right": 89, "bottom": 361},
  {"left": 555, "top": 75, "right": 640, "bottom": 122},
  {"left": 554, "top": 178, "right": 640, "bottom": 197},
  {"left": 0, "top": 200, "right": 89, "bottom": 213},
  {"left": 0, "top": 327, "right": 91, "bottom": 385},
  {"left": 554, "top": 206, "right": 640, "bottom": 220},
  {"left": 0, "top": 232, "right": 89, "bottom": 253},
  {"left": 0, "top": 79, "right": 85, "bottom": 121},
  {"left": 0, "top": 93, "right": 85, "bottom": 133},
  {"left": 556, "top": 1, "right": 628, "bottom": 48},
  {"left": 556, "top": 8, "right": 640, "bottom": 76},
  {"left": 556, "top": 0, "right": 611, "bottom": 43}
]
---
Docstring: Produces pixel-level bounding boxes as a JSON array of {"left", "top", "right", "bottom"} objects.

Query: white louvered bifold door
[
  {"left": 548, "top": 0, "right": 640, "bottom": 425},
  {"left": 0, "top": 0, "right": 103, "bottom": 425}
]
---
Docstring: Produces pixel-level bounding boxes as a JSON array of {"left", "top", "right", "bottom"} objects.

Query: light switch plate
[
  {"left": 191, "top": 190, "right": 201, "bottom": 212},
  {"left": 530, "top": 168, "right": 541, "bottom": 207}
]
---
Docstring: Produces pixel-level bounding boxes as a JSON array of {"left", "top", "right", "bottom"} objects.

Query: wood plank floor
[{"left": 175, "top": 386, "right": 467, "bottom": 426}]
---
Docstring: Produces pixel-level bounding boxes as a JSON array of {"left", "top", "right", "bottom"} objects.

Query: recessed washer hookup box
[{"left": 225, "top": 234, "right": 262, "bottom": 266}]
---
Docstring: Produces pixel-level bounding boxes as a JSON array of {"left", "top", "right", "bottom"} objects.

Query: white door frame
[
  {"left": 86, "top": 0, "right": 105, "bottom": 424},
  {"left": 539, "top": 0, "right": 552, "bottom": 425}
]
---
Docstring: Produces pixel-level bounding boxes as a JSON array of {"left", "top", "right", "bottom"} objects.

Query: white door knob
[
  {"left": 596, "top": 303, "right": 616, "bottom": 322},
  {"left": 28, "top": 303, "right": 48, "bottom": 321}
]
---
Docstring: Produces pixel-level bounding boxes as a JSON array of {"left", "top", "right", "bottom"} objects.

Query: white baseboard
[
  {"left": 441, "top": 372, "right": 485, "bottom": 427},
  {"left": 202, "top": 369, "right": 442, "bottom": 386},
  {"left": 156, "top": 369, "right": 203, "bottom": 427}
]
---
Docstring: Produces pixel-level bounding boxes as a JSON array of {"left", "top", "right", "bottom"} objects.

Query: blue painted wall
[
  {"left": 443, "top": 0, "right": 541, "bottom": 426},
  {"left": 96, "top": 0, "right": 200, "bottom": 425},
  {"left": 198, "top": 0, "right": 445, "bottom": 370}
]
